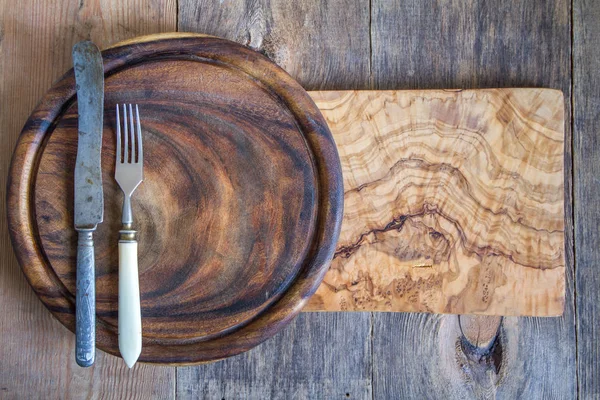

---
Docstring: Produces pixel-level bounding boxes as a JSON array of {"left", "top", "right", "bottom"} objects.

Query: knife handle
[
  {"left": 75, "top": 229, "right": 96, "bottom": 367},
  {"left": 118, "top": 229, "right": 142, "bottom": 368}
]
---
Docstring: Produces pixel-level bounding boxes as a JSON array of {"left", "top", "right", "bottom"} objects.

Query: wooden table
[{"left": 0, "top": 1, "right": 595, "bottom": 398}]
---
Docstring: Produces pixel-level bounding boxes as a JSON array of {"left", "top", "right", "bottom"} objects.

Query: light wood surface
[
  {"left": 0, "top": 0, "right": 176, "bottom": 397},
  {"left": 306, "top": 89, "right": 565, "bottom": 316}
]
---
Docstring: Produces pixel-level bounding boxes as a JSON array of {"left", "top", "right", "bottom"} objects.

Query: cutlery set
[{"left": 73, "top": 41, "right": 143, "bottom": 368}]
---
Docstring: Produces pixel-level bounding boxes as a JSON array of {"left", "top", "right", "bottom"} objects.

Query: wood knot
[{"left": 455, "top": 315, "right": 503, "bottom": 386}]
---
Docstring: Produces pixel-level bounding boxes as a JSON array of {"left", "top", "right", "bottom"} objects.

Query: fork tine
[
  {"left": 123, "top": 104, "right": 129, "bottom": 163},
  {"left": 116, "top": 104, "right": 121, "bottom": 164},
  {"left": 135, "top": 105, "right": 143, "bottom": 164},
  {"left": 129, "top": 104, "right": 136, "bottom": 163}
]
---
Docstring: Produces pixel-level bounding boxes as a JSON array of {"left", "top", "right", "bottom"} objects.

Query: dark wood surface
[
  {"left": 574, "top": 0, "right": 600, "bottom": 398},
  {"left": 7, "top": 35, "right": 343, "bottom": 364},
  {"left": 1, "top": 0, "right": 597, "bottom": 398}
]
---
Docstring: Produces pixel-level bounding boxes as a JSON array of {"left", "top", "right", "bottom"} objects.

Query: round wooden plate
[{"left": 7, "top": 33, "right": 343, "bottom": 364}]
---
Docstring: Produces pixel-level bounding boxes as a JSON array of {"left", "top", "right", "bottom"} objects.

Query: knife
[{"left": 72, "top": 40, "right": 104, "bottom": 368}]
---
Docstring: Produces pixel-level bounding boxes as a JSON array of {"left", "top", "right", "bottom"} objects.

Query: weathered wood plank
[
  {"left": 0, "top": 0, "right": 176, "bottom": 397},
  {"left": 177, "top": 2, "right": 372, "bottom": 398},
  {"left": 371, "top": 0, "right": 570, "bottom": 91},
  {"left": 574, "top": 0, "right": 600, "bottom": 398},
  {"left": 178, "top": 0, "right": 370, "bottom": 90},
  {"left": 177, "top": 313, "right": 372, "bottom": 399},
  {"left": 374, "top": 314, "right": 576, "bottom": 398},
  {"left": 371, "top": 0, "right": 575, "bottom": 398}
]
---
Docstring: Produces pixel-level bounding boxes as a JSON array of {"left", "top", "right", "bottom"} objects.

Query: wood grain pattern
[
  {"left": 7, "top": 34, "right": 344, "bottom": 364},
  {"left": 179, "top": 2, "right": 374, "bottom": 396},
  {"left": 373, "top": 312, "right": 576, "bottom": 399},
  {"left": 0, "top": 0, "right": 176, "bottom": 397},
  {"left": 179, "top": 0, "right": 370, "bottom": 90},
  {"left": 177, "top": 312, "right": 372, "bottom": 399},
  {"left": 1, "top": 1, "right": 584, "bottom": 399},
  {"left": 370, "top": 1, "right": 576, "bottom": 398},
  {"left": 574, "top": 0, "right": 600, "bottom": 397},
  {"left": 371, "top": 0, "right": 571, "bottom": 91},
  {"left": 178, "top": 1, "right": 576, "bottom": 397},
  {"left": 305, "top": 89, "right": 565, "bottom": 316}
]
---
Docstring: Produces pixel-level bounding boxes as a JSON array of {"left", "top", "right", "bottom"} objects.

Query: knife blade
[{"left": 72, "top": 40, "right": 104, "bottom": 368}]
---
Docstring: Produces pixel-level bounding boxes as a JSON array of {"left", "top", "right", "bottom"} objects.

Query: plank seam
[
  {"left": 370, "top": 311, "right": 374, "bottom": 400},
  {"left": 175, "top": 0, "right": 179, "bottom": 32},
  {"left": 570, "top": 0, "right": 579, "bottom": 397},
  {"left": 368, "top": 0, "right": 373, "bottom": 88},
  {"left": 175, "top": 0, "right": 179, "bottom": 392}
]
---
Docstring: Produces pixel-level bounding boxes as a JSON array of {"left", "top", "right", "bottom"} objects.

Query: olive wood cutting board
[
  {"left": 7, "top": 34, "right": 565, "bottom": 365},
  {"left": 306, "top": 89, "right": 565, "bottom": 316}
]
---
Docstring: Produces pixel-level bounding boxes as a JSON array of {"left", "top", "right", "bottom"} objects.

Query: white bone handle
[{"left": 118, "top": 240, "right": 142, "bottom": 368}]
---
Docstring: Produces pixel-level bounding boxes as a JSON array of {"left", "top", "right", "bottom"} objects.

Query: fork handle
[{"left": 118, "top": 230, "right": 142, "bottom": 368}]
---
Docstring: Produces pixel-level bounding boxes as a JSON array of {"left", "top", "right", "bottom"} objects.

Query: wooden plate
[{"left": 7, "top": 33, "right": 343, "bottom": 364}]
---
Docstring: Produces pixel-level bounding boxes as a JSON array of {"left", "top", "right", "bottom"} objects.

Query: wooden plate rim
[{"left": 6, "top": 33, "right": 344, "bottom": 364}]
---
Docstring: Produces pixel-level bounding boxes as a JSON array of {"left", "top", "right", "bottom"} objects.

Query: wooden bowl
[{"left": 7, "top": 33, "right": 343, "bottom": 364}]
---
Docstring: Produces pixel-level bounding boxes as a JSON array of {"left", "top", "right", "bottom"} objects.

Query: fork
[{"left": 115, "top": 104, "right": 144, "bottom": 368}]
